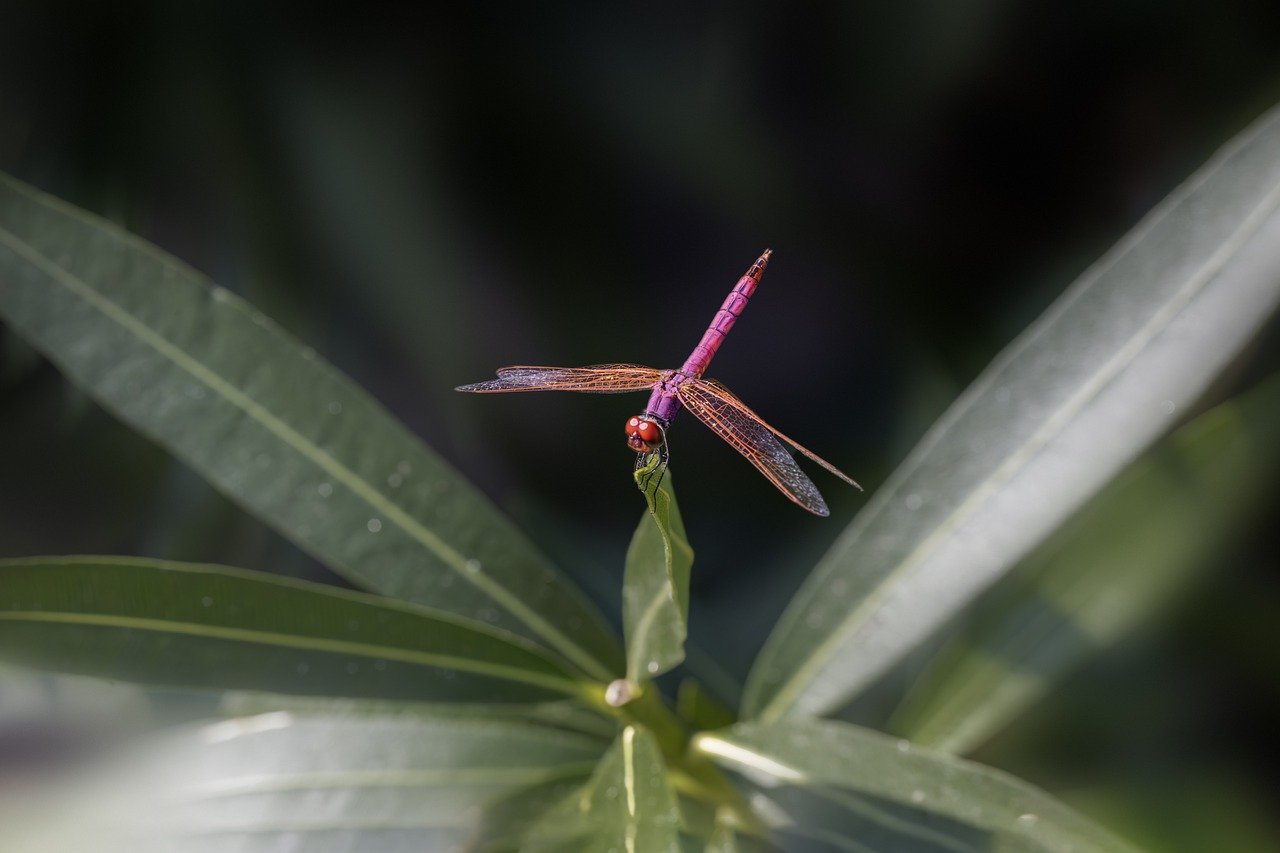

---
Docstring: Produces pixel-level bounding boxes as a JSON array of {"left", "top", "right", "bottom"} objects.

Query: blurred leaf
[
  {"left": 0, "top": 171, "right": 622, "bottom": 682},
  {"left": 696, "top": 719, "right": 1135, "bottom": 851},
  {"left": 891, "top": 372, "right": 1280, "bottom": 754},
  {"left": 526, "top": 725, "right": 680, "bottom": 852},
  {"left": 624, "top": 458, "right": 693, "bottom": 681},
  {"left": 677, "top": 678, "right": 737, "bottom": 732},
  {"left": 744, "top": 101, "right": 1280, "bottom": 721},
  {"left": 218, "top": 691, "right": 619, "bottom": 741},
  {"left": 5, "top": 712, "right": 602, "bottom": 852},
  {"left": 0, "top": 557, "right": 588, "bottom": 703}
]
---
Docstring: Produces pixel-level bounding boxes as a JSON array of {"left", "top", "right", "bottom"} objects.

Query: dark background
[{"left": 3, "top": 3, "right": 1280, "bottom": 848}]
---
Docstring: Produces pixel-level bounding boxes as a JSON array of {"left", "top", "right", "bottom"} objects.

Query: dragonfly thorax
[{"left": 625, "top": 415, "right": 664, "bottom": 452}]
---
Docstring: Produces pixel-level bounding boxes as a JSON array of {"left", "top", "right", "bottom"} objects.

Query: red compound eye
[
  {"left": 636, "top": 420, "right": 661, "bottom": 444},
  {"left": 624, "top": 417, "right": 662, "bottom": 447}
]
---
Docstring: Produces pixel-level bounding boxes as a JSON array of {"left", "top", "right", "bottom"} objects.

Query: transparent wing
[
  {"left": 688, "top": 379, "right": 860, "bottom": 488},
  {"left": 455, "top": 364, "right": 662, "bottom": 394},
  {"left": 677, "top": 380, "right": 834, "bottom": 516}
]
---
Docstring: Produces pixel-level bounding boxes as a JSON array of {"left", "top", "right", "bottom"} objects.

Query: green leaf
[
  {"left": 7, "top": 712, "right": 603, "bottom": 852},
  {"left": 677, "top": 678, "right": 737, "bottom": 732},
  {"left": 526, "top": 725, "right": 681, "bottom": 852},
  {"left": 218, "top": 692, "right": 620, "bottom": 741},
  {"left": 0, "top": 171, "right": 622, "bottom": 682},
  {"left": 624, "top": 456, "right": 693, "bottom": 681},
  {"left": 0, "top": 557, "right": 589, "bottom": 703},
  {"left": 889, "top": 373, "right": 1280, "bottom": 754},
  {"left": 744, "top": 101, "right": 1280, "bottom": 722},
  {"left": 695, "top": 719, "right": 1135, "bottom": 851}
]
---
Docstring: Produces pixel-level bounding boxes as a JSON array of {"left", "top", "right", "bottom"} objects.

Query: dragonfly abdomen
[{"left": 680, "top": 249, "right": 770, "bottom": 378}]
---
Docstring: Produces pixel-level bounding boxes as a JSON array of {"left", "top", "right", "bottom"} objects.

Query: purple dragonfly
[{"left": 456, "top": 250, "right": 859, "bottom": 515}]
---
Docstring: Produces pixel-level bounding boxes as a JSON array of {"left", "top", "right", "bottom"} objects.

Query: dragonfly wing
[
  {"left": 678, "top": 381, "right": 831, "bottom": 516},
  {"left": 688, "top": 379, "right": 860, "bottom": 488},
  {"left": 456, "top": 364, "right": 662, "bottom": 393}
]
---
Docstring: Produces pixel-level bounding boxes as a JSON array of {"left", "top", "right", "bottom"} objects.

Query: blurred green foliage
[{"left": 3, "top": 4, "right": 1280, "bottom": 849}]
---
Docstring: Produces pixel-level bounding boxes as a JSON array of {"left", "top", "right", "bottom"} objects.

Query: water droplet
[
  {"left": 911, "top": 789, "right": 925, "bottom": 804},
  {"left": 897, "top": 739, "right": 910, "bottom": 753},
  {"left": 327, "top": 401, "right": 343, "bottom": 415},
  {"left": 367, "top": 518, "right": 382, "bottom": 533},
  {"left": 604, "top": 679, "right": 637, "bottom": 707},
  {"left": 251, "top": 313, "right": 270, "bottom": 327},
  {"left": 317, "top": 482, "right": 333, "bottom": 497},
  {"left": 1017, "top": 813, "right": 1038, "bottom": 828},
  {"left": 465, "top": 558, "right": 482, "bottom": 574},
  {"left": 647, "top": 661, "right": 660, "bottom": 674},
  {"left": 905, "top": 493, "right": 923, "bottom": 511},
  {"left": 387, "top": 473, "right": 403, "bottom": 488},
  {"left": 1160, "top": 399, "right": 1176, "bottom": 415},
  {"left": 604, "top": 786, "right": 618, "bottom": 799},
  {"left": 396, "top": 460, "right": 412, "bottom": 475},
  {"left": 211, "top": 287, "right": 230, "bottom": 302},
  {"left": 201, "top": 596, "right": 213, "bottom": 608},
  {"left": 300, "top": 347, "right": 316, "bottom": 361}
]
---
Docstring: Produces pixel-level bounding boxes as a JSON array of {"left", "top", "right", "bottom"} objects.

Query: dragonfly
[{"left": 456, "top": 250, "right": 860, "bottom": 516}]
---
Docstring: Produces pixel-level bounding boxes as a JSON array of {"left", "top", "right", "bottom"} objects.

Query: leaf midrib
[{"left": 0, "top": 611, "right": 582, "bottom": 696}]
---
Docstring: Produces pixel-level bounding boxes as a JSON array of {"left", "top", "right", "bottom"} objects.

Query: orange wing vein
[
  {"left": 455, "top": 364, "right": 662, "bottom": 394},
  {"left": 678, "top": 380, "right": 837, "bottom": 516},
  {"left": 687, "top": 379, "right": 859, "bottom": 488}
]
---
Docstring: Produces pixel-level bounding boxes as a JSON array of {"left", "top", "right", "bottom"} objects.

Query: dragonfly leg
[{"left": 633, "top": 425, "right": 670, "bottom": 496}]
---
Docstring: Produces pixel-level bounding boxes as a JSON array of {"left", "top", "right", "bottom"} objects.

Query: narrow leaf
[
  {"left": 890, "top": 373, "right": 1280, "bottom": 753},
  {"left": 624, "top": 456, "right": 693, "bottom": 681},
  {"left": 0, "top": 557, "right": 587, "bottom": 703},
  {"left": 7, "top": 712, "right": 603, "bottom": 852},
  {"left": 696, "top": 719, "right": 1134, "bottom": 851},
  {"left": 218, "top": 691, "right": 620, "bottom": 741},
  {"left": 0, "top": 171, "right": 622, "bottom": 681},
  {"left": 526, "top": 725, "right": 681, "bottom": 852},
  {"left": 745, "top": 101, "right": 1280, "bottom": 721}
]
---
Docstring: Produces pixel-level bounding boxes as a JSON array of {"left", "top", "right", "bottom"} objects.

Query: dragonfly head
[{"left": 625, "top": 415, "right": 664, "bottom": 452}]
